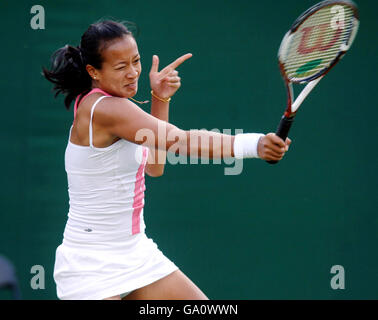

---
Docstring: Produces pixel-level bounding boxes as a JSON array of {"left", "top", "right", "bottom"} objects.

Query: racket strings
[{"left": 281, "top": 5, "right": 356, "bottom": 82}]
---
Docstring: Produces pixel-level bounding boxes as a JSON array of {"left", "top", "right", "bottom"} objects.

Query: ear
[{"left": 86, "top": 64, "right": 98, "bottom": 80}]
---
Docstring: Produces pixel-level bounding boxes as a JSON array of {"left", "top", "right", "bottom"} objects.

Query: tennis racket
[{"left": 267, "top": 0, "right": 359, "bottom": 164}]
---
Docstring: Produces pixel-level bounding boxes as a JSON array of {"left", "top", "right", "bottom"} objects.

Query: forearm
[
  {"left": 165, "top": 129, "right": 235, "bottom": 159},
  {"left": 150, "top": 94, "right": 169, "bottom": 121},
  {"left": 143, "top": 99, "right": 263, "bottom": 161},
  {"left": 167, "top": 129, "right": 263, "bottom": 160},
  {"left": 145, "top": 95, "right": 169, "bottom": 176}
]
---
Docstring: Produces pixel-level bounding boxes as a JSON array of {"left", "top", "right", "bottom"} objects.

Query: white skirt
[{"left": 53, "top": 232, "right": 178, "bottom": 300}]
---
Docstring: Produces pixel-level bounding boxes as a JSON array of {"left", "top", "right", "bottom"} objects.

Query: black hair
[{"left": 42, "top": 20, "right": 136, "bottom": 109}]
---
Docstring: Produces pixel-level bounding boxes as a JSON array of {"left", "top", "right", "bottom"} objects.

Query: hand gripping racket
[{"left": 268, "top": 0, "right": 359, "bottom": 164}]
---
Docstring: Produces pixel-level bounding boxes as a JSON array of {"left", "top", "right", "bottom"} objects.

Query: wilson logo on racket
[
  {"left": 297, "top": 23, "right": 342, "bottom": 55},
  {"left": 297, "top": 5, "right": 346, "bottom": 55}
]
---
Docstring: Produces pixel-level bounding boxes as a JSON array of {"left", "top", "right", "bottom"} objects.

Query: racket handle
[{"left": 267, "top": 116, "right": 294, "bottom": 165}]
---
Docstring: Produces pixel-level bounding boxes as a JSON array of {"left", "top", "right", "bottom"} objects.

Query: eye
[
  {"left": 133, "top": 58, "right": 140, "bottom": 64},
  {"left": 116, "top": 66, "right": 125, "bottom": 70}
]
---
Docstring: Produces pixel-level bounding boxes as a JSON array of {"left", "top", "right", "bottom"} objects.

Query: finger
[
  {"left": 261, "top": 151, "right": 282, "bottom": 161},
  {"left": 284, "top": 138, "right": 291, "bottom": 151},
  {"left": 167, "top": 83, "right": 181, "bottom": 88},
  {"left": 265, "top": 148, "right": 285, "bottom": 158},
  {"left": 265, "top": 140, "right": 286, "bottom": 155},
  {"left": 264, "top": 151, "right": 284, "bottom": 161},
  {"left": 260, "top": 135, "right": 284, "bottom": 155},
  {"left": 159, "top": 68, "right": 179, "bottom": 81},
  {"left": 150, "top": 55, "right": 159, "bottom": 74},
  {"left": 163, "top": 53, "right": 192, "bottom": 72},
  {"left": 267, "top": 133, "right": 286, "bottom": 148},
  {"left": 163, "top": 76, "right": 181, "bottom": 83}
]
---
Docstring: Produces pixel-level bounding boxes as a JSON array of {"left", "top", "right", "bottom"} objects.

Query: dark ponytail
[
  {"left": 42, "top": 45, "right": 90, "bottom": 109},
  {"left": 42, "top": 20, "right": 134, "bottom": 109}
]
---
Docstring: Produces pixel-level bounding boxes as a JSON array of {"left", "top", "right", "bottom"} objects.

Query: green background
[{"left": 0, "top": 0, "right": 377, "bottom": 300}]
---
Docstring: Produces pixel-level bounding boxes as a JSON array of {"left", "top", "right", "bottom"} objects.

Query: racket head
[{"left": 278, "top": 0, "right": 359, "bottom": 114}]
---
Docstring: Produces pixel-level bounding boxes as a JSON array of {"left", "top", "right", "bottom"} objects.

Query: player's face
[{"left": 94, "top": 35, "right": 141, "bottom": 98}]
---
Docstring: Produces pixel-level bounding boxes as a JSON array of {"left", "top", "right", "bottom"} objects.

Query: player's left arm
[{"left": 145, "top": 53, "right": 192, "bottom": 177}]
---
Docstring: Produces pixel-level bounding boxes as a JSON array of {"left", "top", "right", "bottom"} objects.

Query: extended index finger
[{"left": 164, "top": 53, "right": 192, "bottom": 72}]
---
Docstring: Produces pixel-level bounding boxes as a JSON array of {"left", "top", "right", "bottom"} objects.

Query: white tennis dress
[{"left": 53, "top": 89, "right": 178, "bottom": 300}]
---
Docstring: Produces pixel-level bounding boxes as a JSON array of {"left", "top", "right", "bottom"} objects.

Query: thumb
[{"left": 150, "top": 55, "right": 159, "bottom": 74}]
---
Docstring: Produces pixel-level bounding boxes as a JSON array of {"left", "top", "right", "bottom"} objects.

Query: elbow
[
  {"left": 147, "top": 172, "right": 164, "bottom": 178},
  {"left": 146, "top": 168, "right": 164, "bottom": 178}
]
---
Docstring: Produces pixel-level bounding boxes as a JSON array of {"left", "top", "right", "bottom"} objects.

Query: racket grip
[{"left": 267, "top": 116, "right": 294, "bottom": 165}]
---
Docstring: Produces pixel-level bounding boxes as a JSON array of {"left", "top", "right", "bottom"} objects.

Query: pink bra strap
[{"left": 73, "top": 88, "right": 112, "bottom": 120}]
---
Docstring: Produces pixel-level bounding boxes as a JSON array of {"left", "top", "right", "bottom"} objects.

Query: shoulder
[
  {"left": 93, "top": 96, "right": 156, "bottom": 143},
  {"left": 93, "top": 96, "right": 141, "bottom": 126},
  {"left": 96, "top": 95, "right": 134, "bottom": 110}
]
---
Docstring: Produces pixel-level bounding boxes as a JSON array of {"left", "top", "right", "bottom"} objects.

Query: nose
[{"left": 127, "top": 65, "right": 139, "bottom": 79}]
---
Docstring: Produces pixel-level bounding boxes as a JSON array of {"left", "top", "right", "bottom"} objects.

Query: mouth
[{"left": 125, "top": 81, "right": 137, "bottom": 89}]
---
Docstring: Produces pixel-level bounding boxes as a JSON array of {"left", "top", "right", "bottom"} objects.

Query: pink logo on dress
[{"left": 132, "top": 147, "right": 148, "bottom": 235}]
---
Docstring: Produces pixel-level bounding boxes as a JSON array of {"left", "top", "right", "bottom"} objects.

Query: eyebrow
[{"left": 113, "top": 54, "right": 140, "bottom": 66}]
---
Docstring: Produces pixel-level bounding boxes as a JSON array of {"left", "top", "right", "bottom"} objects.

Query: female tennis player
[{"left": 43, "top": 20, "right": 291, "bottom": 300}]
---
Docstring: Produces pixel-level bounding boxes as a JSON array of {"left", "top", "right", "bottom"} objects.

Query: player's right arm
[{"left": 95, "top": 96, "right": 289, "bottom": 161}]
